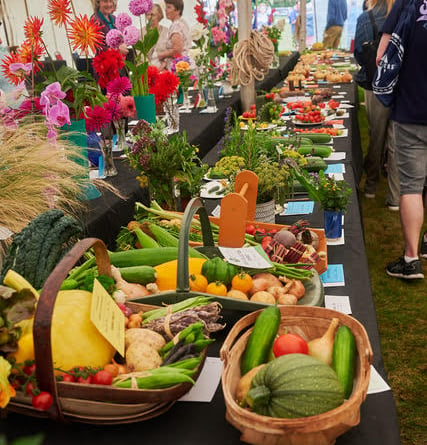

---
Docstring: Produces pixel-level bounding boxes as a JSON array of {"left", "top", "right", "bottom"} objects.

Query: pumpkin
[
  {"left": 12, "top": 290, "right": 116, "bottom": 372},
  {"left": 154, "top": 258, "right": 207, "bottom": 291},
  {"left": 201, "top": 257, "right": 238, "bottom": 287},
  {"left": 246, "top": 353, "right": 344, "bottom": 418}
]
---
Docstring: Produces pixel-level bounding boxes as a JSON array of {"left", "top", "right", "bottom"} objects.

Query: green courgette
[
  {"left": 332, "top": 325, "right": 357, "bottom": 399},
  {"left": 118, "top": 265, "right": 157, "bottom": 285},
  {"left": 240, "top": 306, "right": 281, "bottom": 375}
]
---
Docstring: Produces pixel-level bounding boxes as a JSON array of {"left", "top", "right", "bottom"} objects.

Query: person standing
[
  {"left": 322, "top": 0, "right": 348, "bottom": 48},
  {"left": 157, "top": 0, "right": 191, "bottom": 71},
  {"left": 353, "top": 0, "right": 399, "bottom": 210},
  {"left": 376, "top": 0, "right": 427, "bottom": 279},
  {"left": 143, "top": 2, "right": 169, "bottom": 70}
]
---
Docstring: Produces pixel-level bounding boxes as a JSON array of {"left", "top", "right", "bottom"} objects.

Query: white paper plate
[
  {"left": 241, "top": 123, "right": 277, "bottom": 131},
  {"left": 200, "top": 180, "right": 228, "bottom": 199}
]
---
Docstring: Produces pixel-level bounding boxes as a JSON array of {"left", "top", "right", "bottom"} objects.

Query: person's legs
[
  {"left": 363, "top": 90, "right": 390, "bottom": 196},
  {"left": 385, "top": 121, "right": 400, "bottom": 208},
  {"left": 322, "top": 26, "right": 342, "bottom": 49},
  {"left": 386, "top": 122, "right": 427, "bottom": 279}
]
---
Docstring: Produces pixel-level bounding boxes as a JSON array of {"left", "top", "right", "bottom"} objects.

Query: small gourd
[
  {"left": 246, "top": 353, "right": 344, "bottom": 418},
  {"left": 201, "top": 257, "right": 238, "bottom": 287}
]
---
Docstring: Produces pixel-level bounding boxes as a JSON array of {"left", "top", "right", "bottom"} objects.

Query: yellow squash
[{"left": 154, "top": 258, "right": 207, "bottom": 291}]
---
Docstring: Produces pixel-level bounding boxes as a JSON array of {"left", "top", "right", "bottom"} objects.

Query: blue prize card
[
  {"left": 284, "top": 201, "right": 314, "bottom": 215},
  {"left": 320, "top": 264, "right": 345, "bottom": 287},
  {"left": 325, "top": 163, "right": 344, "bottom": 175}
]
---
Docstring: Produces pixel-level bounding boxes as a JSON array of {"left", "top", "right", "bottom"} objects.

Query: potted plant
[
  {"left": 105, "top": 0, "right": 159, "bottom": 122},
  {"left": 294, "top": 169, "right": 352, "bottom": 239}
]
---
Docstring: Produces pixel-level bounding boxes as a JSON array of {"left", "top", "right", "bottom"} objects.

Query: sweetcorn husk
[{"left": 0, "top": 119, "right": 120, "bottom": 235}]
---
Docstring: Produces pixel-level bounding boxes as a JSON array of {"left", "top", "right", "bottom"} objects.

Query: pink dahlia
[
  {"left": 106, "top": 28, "right": 124, "bottom": 49},
  {"left": 123, "top": 25, "right": 140, "bottom": 46},
  {"left": 129, "top": 0, "right": 153, "bottom": 16},
  {"left": 106, "top": 76, "right": 132, "bottom": 96},
  {"left": 115, "top": 12, "right": 132, "bottom": 32}
]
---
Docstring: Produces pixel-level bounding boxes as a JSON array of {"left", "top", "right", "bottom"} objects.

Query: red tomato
[
  {"left": 25, "top": 381, "right": 36, "bottom": 396},
  {"left": 272, "top": 333, "right": 309, "bottom": 357},
  {"left": 58, "top": 373, "right": 76, "bottom": 383},
  {"left": 77, "top": 375, "right": 93, "bottom": 384},
  {"left": 261, "top": 235, "right": 272, "bottom": 250},
  {"left": 245, "top": 224, "right": 256, "bottom": 235},
  {"left": 32, "top": 391, "right": 53, "bottom": 411},
  {"left": 92, "top": 370, "right": 113, "bottom": 386},
  {"left": 23, "top": 363, "right": 36, "bottom": 376}
]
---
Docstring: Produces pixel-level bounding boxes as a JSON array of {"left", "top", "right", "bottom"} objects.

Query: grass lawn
[{"left": 356, "top": 87, "right": 427, "bottom": 445}]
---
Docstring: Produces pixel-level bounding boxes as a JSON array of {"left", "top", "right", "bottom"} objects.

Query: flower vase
[
  {"left": 180, "top": 88, "right": 192, "bottom": 113},
  {"left": 164, "top": 97, "right": 180, "bottom": 134},
  {"left": 204, "top": 85, "right": 218, "bottom": 113},
  {"left": 271, "top": 42, "right": 279, "bottom": 68},
  {"left": 114, "top": 119, "right": 127, "bottom": 151},
  {"left": 222, "top": 80, "right": 234, "bottom": 97},
  {"left": 134, "top": 94, "right": 156, "bottom": 123},
  {"left": 100, "top": 139, "right": 118, "bottom": 177},
  {"left": 324, "top": 210, "right": 343, "bottom": 239},
  {"left": 64, "top": 119, "right": 101, "bottom": 200}
]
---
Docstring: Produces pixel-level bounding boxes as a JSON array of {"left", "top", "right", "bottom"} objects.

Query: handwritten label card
[
  {"left": 219, "top": 246, "right": 272, "bottom": 269},
  {"left": 211, "top": 205, "right": 221, "bottom": 217},
  {"left": 327, "top": 152, "right": 346, "bottom": 161},
  {"left": 178, "top": 357, "right": 223, "bottom": 402},
  {"left": 320, "top": 264, "right": 345, "bottom": 287},
  {"left": 283, "top": 201, "right": 314, "bottom": 216},
  {"left": 91, "top": 279, "right": 125, "bottom": 357},
  {"left": 324, "top": 295, "right": 352, "bottom": 314}
]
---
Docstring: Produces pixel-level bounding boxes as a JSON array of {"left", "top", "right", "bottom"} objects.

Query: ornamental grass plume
[{"left": 0, "top": 119, "right": 118, "bottom": 235}]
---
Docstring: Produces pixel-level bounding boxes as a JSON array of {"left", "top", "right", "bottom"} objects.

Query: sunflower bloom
[
  {"left": 24, "top": 16, "right": 44, "bottom": 46},
  {"left": 68, "top": 15, "right": 103, "bottom": 55},
  {"left": 48, "top": 0, "right": 72, "bottom": 28}
]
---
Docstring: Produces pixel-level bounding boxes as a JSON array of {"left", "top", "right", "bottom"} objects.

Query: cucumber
[
  {"left": 118, "top": 265, "right": 157, "bottom": 285},
  {"left": 303, "top": 156, "right": 328, "bottom": 172},
  {"left": 299, "top": 133, "right": 332, "bottom": 144},
  {"left": 332, "top": 325, "right": 356, "bottom": 399},
  {"left": 280, "top": 136, "right": 314, "bottom": 147},
  {"left": 297, "top": 145, "right": 332, "bottom": 158},
  {"left": 109, "top": 247, "right": 206, "bottom": 267},
  {"left": 240, "top": 306, "right": 281, "bottom": 375}
]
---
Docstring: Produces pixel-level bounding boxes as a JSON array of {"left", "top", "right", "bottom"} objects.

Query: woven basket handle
[
  {"left": 176, "top": 197, "right": 215, "bottom": 292},
  {"left": 219, "top": 308, "right": 262, "bottom": 366},
  {"left": 33, "top": 238, "right": 111, "bottom": 421}
]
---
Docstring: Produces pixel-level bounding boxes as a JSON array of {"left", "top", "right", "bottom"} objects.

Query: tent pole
[
  {"left": 0, "top": 0, "right": 10, "bottom": 47},
  {"left": 237, "top": 0, "right": 256, "bottom": 111}
]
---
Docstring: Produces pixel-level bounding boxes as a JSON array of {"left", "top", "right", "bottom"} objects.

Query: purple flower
[
  {"left": 106, "top": 29, "right": 124, "bottom": 49},
  {"left": 123, "top": 25, "right": 140, "bottom": 46},
  {"left": 47, "top": 100, "right": 71, "bottom": 127},
  {"left": 115, "top": 12, "right": 132, "bottom": 32},
  {"left": 40, "top": 82, "right": 66, "bottom": 110},
  {"left": 129, "top": 0, "right": 153, "bottom": 16},
  {"left": 46, "top": 124, "right": 58, "bottom": 143},
  {"left": 9, "top": 62, "right": 33, "bottom": 75}
]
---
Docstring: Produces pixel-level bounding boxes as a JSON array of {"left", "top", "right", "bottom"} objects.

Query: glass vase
[
  {"left": 180, "top": 88, "right": 191, "bottom": 113},
  {"left": 99, "top": 139, "right": 118, "bottom": 177},
  {"left": 271, "top": 41, "right": 280, "bottom": 68},
  {"left": 205, "top": 85, "right": 218, "bottom": 113},
  {"left": 114, "top": 118, "right": 127, "bottom": 151},
  {"left": 164, "top": 97, "right": 180, "bottom": 134},
  {"left": 324, "top": 210, "right": 343, "bottom": 239}
]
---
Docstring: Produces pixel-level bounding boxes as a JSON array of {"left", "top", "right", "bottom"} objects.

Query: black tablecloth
[{"left": 0, "top": 57, "right": 401, "bottom": 445}]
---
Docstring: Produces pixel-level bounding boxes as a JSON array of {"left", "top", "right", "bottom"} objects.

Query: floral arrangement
[
  {"left": 171, "top": 56, "right": 193, "bottom": 92},
  {"left": 147, "top": 66, "right": 179, "bottom": 105},
  {"left": 262, "top": 21, "right": 285, "bottom": 49},
  {"left": 0, "top": 2, "right": 106, "bottom": 119},
  {"left": 126, "top": 120, "right": 207, "bottom": 208},
  {"left": 106, "top": 0, "right": 159, "bottom": 96}
]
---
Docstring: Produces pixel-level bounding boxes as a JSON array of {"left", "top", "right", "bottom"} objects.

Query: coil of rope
[{"left": 231, "top": 30, "right": 275, "bottom": 86}]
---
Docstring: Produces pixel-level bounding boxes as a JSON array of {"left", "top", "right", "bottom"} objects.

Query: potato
[
  {"left": 277, "top": 293, "right": 298, "bottom": 305},
  {"left": 125, "top": 328, "right": 166, "bottom": 351},
  {"left": 227, "top": 289, "right": 249, "bottom": 300},
  {"left": 125, "top": 342, "right": 162, "bottom": 372},
  {"left": 250, "top": 291, "right": 276, "bottom": 304},
  {"left": 236, "top": 364, "right": 265, "bottom": 406}
]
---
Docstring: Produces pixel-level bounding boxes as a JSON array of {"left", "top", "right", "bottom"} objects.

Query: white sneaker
[
  {"left": 365, "top": 193, "right": 375, "bottom": 199},
  {"left": 387, "top": 204, "right": 399, "bottom": 212}
]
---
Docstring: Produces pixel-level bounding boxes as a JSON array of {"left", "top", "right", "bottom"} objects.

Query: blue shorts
[{"left": 393, "top": 122, "right": 427, "bottom": 195}]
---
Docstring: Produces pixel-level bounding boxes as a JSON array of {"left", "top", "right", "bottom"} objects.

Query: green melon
[{"left": 246, "top": 353, "right": 344, "bottom": 418}]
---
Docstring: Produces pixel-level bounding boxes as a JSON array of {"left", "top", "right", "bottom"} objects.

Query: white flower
[
  {"left": 191, "top": 23, "right": 209, "bottom": 42},
  {"left": 188, "top": 47, "right": 202, "bottom": 60}
]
